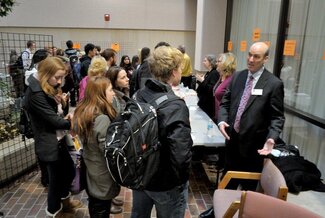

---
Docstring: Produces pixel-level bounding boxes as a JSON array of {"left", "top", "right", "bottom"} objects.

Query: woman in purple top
[{"left": 214, "top": 53, "right": 237, "bottom": 121}]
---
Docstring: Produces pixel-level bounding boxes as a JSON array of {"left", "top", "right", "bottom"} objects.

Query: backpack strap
[
  {"left": 149, "top": 93, "right": 180, "bottom": 109},
  {"left": 138, "top": 88, "right": 180, "bottom": 109},
  {"left": 21, "top": 50, "right": 29, "bottom": 55},
  {"left": 21, "top": 50, "right": 30, "bottom": 59}
]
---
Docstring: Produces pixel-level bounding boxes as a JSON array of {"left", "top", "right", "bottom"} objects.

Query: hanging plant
[{"left": 0, "top": 0, "right": 16, "bottom": 17}]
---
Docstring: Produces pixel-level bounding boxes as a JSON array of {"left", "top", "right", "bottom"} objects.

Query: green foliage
[
  {"left": 0, "top": 122, "right": 19, "bottom": 143},
  {"left": 0, "top": 0, "right": 16, "bottom": 17}
]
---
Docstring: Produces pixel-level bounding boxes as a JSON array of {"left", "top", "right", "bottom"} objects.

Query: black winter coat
[
  {"left": 196, "top": 68, "right": 220, "bottom": 119},
  {"left": 135, "top": 79, "right": 193, "bottom": 191},
  {"left": 80, "top": 55, "right": 91, "bottom": 79},
  {"left": 24, "top": 76, "right": 71, "bottom": 162}
]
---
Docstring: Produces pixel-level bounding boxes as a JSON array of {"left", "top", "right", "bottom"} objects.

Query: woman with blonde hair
[
  {"left": 24, "top": 56, "right": 82, "bottom": 218},
  {"left": 214, "top": 52, "right": 237, "bottom": 121},
  {"left": 78, "top": 55, "right": 108, "bottom": 101},
  {"left": 73, "top": 76, "right": 120, "bottom": 218}
]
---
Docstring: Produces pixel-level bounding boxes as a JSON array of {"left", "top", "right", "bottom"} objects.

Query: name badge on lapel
[{"left": 252, "top": 89, "right": 263, "bottom": 95}]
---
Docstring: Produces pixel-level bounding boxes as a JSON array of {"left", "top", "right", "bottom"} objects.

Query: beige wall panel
[
  {"left": 194, "top": 0, "right": 227, "bottom": 71},
  {"left": 0, "top": 0, "right": 196, "bottom": 31},
  {"left": 0, "top": 27, "right": 196, "bottom": 63}
]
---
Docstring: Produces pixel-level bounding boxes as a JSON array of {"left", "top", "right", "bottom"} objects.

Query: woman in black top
[
  {"left": 196, "top": 54, "right": 220, "bottom": 119},
  {"left": 24, "top": 57, "right": 82, "bottom": 217},
  {"left": 119, "top": 55, "right": 134, "bottom": 79}
]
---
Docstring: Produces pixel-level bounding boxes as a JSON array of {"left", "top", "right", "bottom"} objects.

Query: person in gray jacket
[{"left": 72, "top": 76, "right": 120, "bottom": 218}]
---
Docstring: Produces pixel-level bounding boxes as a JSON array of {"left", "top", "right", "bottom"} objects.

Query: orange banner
[
  {"left": 111, "top": 43, "right": 120, "bottom": 52},
  {"left": 283, "top": 40, "right": 296, "bottom": 56},
  {"left": 252, "top": 28, "right": 261, "bottom": 42},
  {"left": 240, "top": 41, "right": 247, "bottom": 52},
  {"left": 227, "top": 41, "right": 233, "bottom": 52},
  {"left": 73, "top": 43, "right": 80, "bottom": 50}
]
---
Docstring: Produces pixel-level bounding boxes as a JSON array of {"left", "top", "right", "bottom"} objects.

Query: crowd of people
[{"left": 11, "top": 39, "right": 284, "bottom": 218}]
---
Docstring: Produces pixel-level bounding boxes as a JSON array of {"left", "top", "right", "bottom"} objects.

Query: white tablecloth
[{"left": 174, "top": 87, "right": 225, "bottom": 147}]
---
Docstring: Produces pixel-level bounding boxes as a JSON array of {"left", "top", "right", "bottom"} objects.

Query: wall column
[{"left": 195, "top": 0, "right": 227, "bottom": 71}]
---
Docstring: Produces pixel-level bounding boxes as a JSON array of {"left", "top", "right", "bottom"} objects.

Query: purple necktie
[{"left": 234, "top": 75, "right": 254, "bottom": 132}]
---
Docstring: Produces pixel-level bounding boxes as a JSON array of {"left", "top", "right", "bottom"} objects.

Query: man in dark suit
[{"left": 218, "top": 42, "right": 285, "bottom": 190}]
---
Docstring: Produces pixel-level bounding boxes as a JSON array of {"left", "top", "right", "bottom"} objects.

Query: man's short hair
[
  {"left": 66, "top": 40, "right": 73, "bottom": 49},
  {"left": 27, "top": 40, "right": 35, "bottom": 48},
  {"left": 148, "top": 46, "right": 183, "bottom": 83},
  {"left": 154, "top": 41, "right": 170, "bottom": 49},
  {"left": 95, "top": 45, "right": 101, "bottom": 52},
  {"left": 30, "top": 49, "right": 50, "bottom": 69},
  {"left": 84, "top": 43, "right": 95, "bottom": 55},
  {"left": 100, "top": 48, "right": 116, "bottom": 61}
]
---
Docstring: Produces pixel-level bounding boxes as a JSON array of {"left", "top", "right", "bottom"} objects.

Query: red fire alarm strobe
[{"left": 104, "top": 14, "right": 110, "bottom": 21}]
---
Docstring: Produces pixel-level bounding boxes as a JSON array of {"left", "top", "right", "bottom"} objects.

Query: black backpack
[
  {"left": 15, "top": 51, "right": 29, "bottom": 70},
  {"left": 19, "top": 107, "right": 34, "bottom": 139},
  {"left": 105, "top": 93, "right": 178, "bottom": 190},
  {"left": 68, "top": 55, "right": 82, "bottom": 84}
]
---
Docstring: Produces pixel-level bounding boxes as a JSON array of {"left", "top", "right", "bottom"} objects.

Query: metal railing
[{"left": 0, "top": 32, "right": 53, "bottom": 196}]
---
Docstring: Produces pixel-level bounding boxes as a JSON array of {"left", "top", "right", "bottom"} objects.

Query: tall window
[
  {"left": 280, "top": 0, "right": 325, "bottom": 120},
  {"left": 229, "top": 0, "right": 281, "bottom": 71},
  {"left": 228, "top": 0, "right": 325, "bottom": 182}
]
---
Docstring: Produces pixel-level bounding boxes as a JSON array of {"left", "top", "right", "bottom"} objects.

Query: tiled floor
[{"left": 0, "top": 161, "right": 216, "bottom": 218}]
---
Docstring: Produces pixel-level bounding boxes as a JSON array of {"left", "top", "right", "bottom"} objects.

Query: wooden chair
[
  {"left": 213, "top": 159, "right": 288, "bottom": 218},
  {"left": 224, "top": 191, "right": 322, "bottom": 218}
]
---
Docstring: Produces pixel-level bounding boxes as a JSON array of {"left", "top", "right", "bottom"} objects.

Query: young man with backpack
[
  {"left": 9, "top": 41, "right": 35, "bottom": 97},
  {"left": 64, "top": 40, "right": 78, "bottom": 57},
  {"left": 8, "top": 49, "right": 24, "bottom": 98},
  {"left": 80, "top": 43, "right": 97, "bottom": 79},
  {"left": 130, "top": 46, "right": 193, "bottom": 218},
  {"left": 65, "top": 40, "right": 79, "bottom": 106},
  {"left": 22, "top": 40, "right": 36, "bottom": 70}
]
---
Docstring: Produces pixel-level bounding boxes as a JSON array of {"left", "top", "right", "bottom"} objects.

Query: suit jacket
[{"left": 218, "top": 68, "right": 285, "bottom": 157}]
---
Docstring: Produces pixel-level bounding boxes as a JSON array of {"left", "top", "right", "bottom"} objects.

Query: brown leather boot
[
  {"left": 110, "top": 205, "right": 123, "bottom": 214},
  {"left": 62, "top": 198, "right": 83, "bottom": 213}
]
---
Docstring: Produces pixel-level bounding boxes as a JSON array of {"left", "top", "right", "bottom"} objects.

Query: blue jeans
[{"left": 131, "top": 182, "right": 189, "bottom": 218}]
